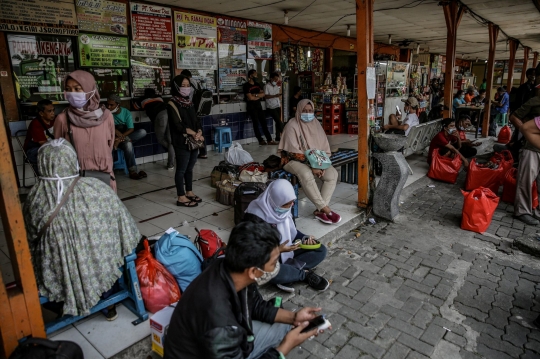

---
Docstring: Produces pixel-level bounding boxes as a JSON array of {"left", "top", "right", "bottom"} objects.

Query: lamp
[
  {"left": 416, "top": 43, "right": 420, "bottom": 54},
  {"left": 307, "top": 47, "right": 311, "bottom": 58},
  {"left": 347, "top": 25, "right": 351, "bottom": 37},
  {"left": 284, "top": 11, "right": 288, "bottom": 25},
  {"left": 388, "top": 34, "right": 392, "bottom": 44}
]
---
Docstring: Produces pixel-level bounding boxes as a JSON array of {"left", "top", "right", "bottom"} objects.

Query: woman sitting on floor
[
  {"left": 23, "top": 139, "right": 140, "bottom": 319},
  {"left": 278, "top": 99, "right": 340, "bottom": 225},
  {"left": 456, "top": 115, "right": 480, "bottom": 159},
  {"left": 427, "top": 118, "right": 470, "bottom": 168},
  {"left": 243, "top": 179, "right": 329, "bottom": 292}
]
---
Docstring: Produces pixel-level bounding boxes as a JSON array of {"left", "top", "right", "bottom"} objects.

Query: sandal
[
  {"left": 138, "top": 171, "right": 148, "bottom": 178},
  {"left": 259, "top": 141, "right": 268, "bottom": 146},
  {"left": 198, "top": 155, "right": 208, "bottom": 159},
  {"left": 129, "top": 172, "right": 142, "bottom": 180},
  {"left": 176, "top": 200, "right": 198, "bottom": 207},
  {"left": 186, "top": 195, "right": 202, "bottom": 203}
]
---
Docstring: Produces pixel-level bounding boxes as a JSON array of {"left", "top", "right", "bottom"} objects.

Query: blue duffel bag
[{"left": 155, "top": 228, "right": 203, "bottom": 292}]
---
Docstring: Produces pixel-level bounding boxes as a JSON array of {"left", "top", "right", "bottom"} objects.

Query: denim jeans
[
  {"left": 174, "top": 147, "right": 198, "bottom": 196},
  {"left": 270, "top": 245, "right": 328, "bottom": 285},
  {"left": 154, "top": 110, "right": 176, "bottom": 167},
  {"left": 117, "top": 128, "right": 147, "bottom": 171},
  {"left": 26, "top": 146, "right": 40, "bottom": 175},
  {"left": 247, "top": 102, "right": 272, "bottom": 143},
  {"left": 247, "top": 321, "right": 290, "bottom": 359}
]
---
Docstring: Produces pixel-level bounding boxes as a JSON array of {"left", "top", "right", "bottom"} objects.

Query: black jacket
[
  {"left": 163, "top": 259, "right": 280, "bottom": 359},
  {"left": 133, "top": 96, "right": 168, "bottom": 122},
  {"left": 167, "top": 101, "right": 202, "bottom": 150}
]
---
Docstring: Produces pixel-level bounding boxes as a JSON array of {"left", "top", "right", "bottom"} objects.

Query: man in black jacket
[
  {"left": 511, "top": 68, "right": 536, "bottom": 112},
  {"left": 164, "top": 222, "right": 327, "bottom": 359}
]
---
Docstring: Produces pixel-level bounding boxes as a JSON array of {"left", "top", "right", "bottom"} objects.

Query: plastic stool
[
  {"left": 214, "top": 126, "right": 232, "bottom": 153},
  {"left": 113, "top": 148, "right": 129, "bottom": 175},
  {"left": 496, "top": 113, "right": 508, "bottom": 126}
]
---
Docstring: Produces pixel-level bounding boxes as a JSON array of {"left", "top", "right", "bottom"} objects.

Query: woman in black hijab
[{"left": 168, "top": 75, "right": 203, "bottom": 207}]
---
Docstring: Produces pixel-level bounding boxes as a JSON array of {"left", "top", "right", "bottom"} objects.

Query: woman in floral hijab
[{"left": 23, "top": 139, "right": 140, "bottom": 317}]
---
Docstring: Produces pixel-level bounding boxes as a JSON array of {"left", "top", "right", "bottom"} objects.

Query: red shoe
[
  {"left": 329, "top": 211, "right": 342, "bottom": 224},
  {"left": 315, "top": 212, "right": 333, "bottom": 224}
]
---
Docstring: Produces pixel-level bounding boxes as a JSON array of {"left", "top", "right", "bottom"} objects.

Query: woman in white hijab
[{"left": 244, "top": 179, "right": 329, "bottom": 292}]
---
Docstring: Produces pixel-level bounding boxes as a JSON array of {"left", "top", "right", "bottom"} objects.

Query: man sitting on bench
[
  {"left": 382, "top": 97, "right": 420, "bottom": 136},
  {"left": 23, "top": 99, "right": 56, "bottom": 174}
]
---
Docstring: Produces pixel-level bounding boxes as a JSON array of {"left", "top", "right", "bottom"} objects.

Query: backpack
[
  {"left": 201, "top": 247, "right": 226, "bottom": 271},
  {"left": 210, "top": 161, "right": 240, "bottom": 188},
  {"left": 154, "top": 229, "right": 203, "bottom": 292},
  {"left": 195, "top": 228, "right": 225, "bottom": 259},
  {"left": 9, "top": 338, "right": 83, "bottom": 359},
  {"left": 234, "top": 182, "right": 267, "bottom": 225},
  {"left": 193, "top": 88, "right": 213, "bottom": 117}
]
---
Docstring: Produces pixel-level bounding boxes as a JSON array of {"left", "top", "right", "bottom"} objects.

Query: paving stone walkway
[{"left": 261, "top": 174, "right": 540, "bottom": 359}]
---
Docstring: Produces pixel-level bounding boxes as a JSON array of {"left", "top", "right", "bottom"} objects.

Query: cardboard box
[{"left": 150, "top": 303, "right": 177, "bottom": 356}]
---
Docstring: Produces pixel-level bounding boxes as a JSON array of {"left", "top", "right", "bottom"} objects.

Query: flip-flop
[
  {"left": 186, "top": 195, "right": 202, "bottom": 203},
  {"left": 198, "top": 155, "right": 208, "bottom": 159},
  {"left": 129, "top": 172, "right": 142, "bottom": 180},
  {"left": 138, "top": 171, "right": 148, "bottom": 178},
  {"left": 176, "top": 200, "right": 198, "bottom": 207}
]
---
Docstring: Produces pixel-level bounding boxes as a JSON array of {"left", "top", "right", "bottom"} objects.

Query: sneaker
[
  {"left": 105, "top": 306, "right": 118, "bottom": 321},
  {"left": 276, "top": 283, "right": 295, "bottom": 293},
  {"left": 315, "top": 212, "right": 333, "bottom": 224},
  {"left": 167, "top": 165, "right": 175, "bottom": 171},
  {"left": 259, "top": 141, "right": 268, "bottom": 146},
  {"left": 304, "top": 271, "right": 329, "bottom": 291},
  {"left": 329, "top": 211, "right": 342, "bottom": 224},
  {"left": 515, "top": 214, "right": 539, "bottom": 226}
]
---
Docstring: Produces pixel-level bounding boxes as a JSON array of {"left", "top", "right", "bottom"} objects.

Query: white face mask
[
  {"left": 254, "top": 262, "right": 280, "bottom": 286},
  {"left": 271, "top": 81, "right": 277, "bottom": 86},
  {"left": 448, "top": 128, "right": 456, "bottom": 134},
  {"left": 65, "top": 90, "right": 95, "bottom": 109},
  {"left": 111, "top": 105, "right": 120, "bottom": 114}
]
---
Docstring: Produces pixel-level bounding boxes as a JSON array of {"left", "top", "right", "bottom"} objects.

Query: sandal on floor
[
  {"left": 129, "top": 172, "right": 142, "bottom": 180},
  {"left": 138, "top": 171, "right": 148, "bottom": 178},
  {"left": 176, "top": 200, "right": 198, "bottom": 207},
  {"left": 186, "top": 195, "right": 202, "bottom": 203},
  {"left": 198, "top": 155, "right": 208, "bottom": 159}
]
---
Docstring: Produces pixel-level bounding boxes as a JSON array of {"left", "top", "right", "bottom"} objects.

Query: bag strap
[
  {"left": 37, "top": 118, "right": 54, "bottom": 140},
  {"left": 36, "top": 177, "right": 80, "bottom": 243},
  {"left": 168, "top": 101, "right": 183, "bottom": 124},
  {"left": 20, "top": 337, "right": 60, "bottom": 350}
]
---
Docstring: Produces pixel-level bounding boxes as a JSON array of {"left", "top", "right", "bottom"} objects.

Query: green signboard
[{"left": 78, "top": 33, "right": 129, "bottom": 68}]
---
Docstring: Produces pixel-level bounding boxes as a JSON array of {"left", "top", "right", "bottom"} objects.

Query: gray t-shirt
[
  {"left": 403, "top": 113, "right": 419, "bottom": 136},
  {"left": 514, "top": 96, "right": 540, "bottom": 152}
]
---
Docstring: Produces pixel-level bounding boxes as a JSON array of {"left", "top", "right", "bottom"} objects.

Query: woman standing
[
  {"left": 279, "top": 99, "right": 341, "bottom": 224},
  {"left": 168, "top": 75, "right": 203, "bottom": 207},
  {"left": 54, "top": 70, "right": 116, "bottom": 191}
]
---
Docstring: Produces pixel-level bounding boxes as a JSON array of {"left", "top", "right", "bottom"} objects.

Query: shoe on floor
[
  {"left": 329, "top": 211, "right": 342, "bottom": 224},
  {"left": 129, "top": 172, "right": 142, "bottom": 180},
  {"left": 276, "top": 283, "right": 295, "bottom": 293},
  {"left": 515, "top": 214, "right": 539, "bottom": 226},
  {"left": 267, "top": 141, "right": 278, "bottom": 145},
  {"left": 304, "top": 271, "right": 329, "bottom": 291},
  {"left": 167, "top": 165, "right": 175, "bottom": 171},
  {"left": 315, "top": 212, "right": 333, "bottom": 224},
  {"left": 105, "top": 306, "right": 118, "bottom": 321},
  {"left": 259, "top": 141, "right": 268, "bottom": 146}
]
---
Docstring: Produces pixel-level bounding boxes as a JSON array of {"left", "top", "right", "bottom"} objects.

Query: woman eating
[
  {"left": 278, "top": 99, "right": 340, "bottom": 224},
  {"left": 243, "top": 179, "right": 329, "bottom": 292},
  {"left": 53, "top": 70, "right": 116, "bottom": 191},
  {"left": 23, "top": 139, "right": 140, "bottom": 319},
  {"left": 168, "top": 75, "right": 203, "bottom": 207}
]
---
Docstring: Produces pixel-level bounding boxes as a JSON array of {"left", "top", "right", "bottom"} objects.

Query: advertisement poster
[
  {"left": 175, "top": 12, "right": 216, "bottom": 38},
  {"left": 7, "top": 34, "right": 75, "bottom": 102},
  {"left": 216, "top": 16, "right": 247, "bottom": 44},
  {"left": 131, "top": 58, "right": 171, "bottom": 97},
  {"left": 175, "top": 11, "right": 217, "bottom": 70},
  {"left": 87, "top": 68, "right": 130, "bottom": 98},
  {"left": 218, "top": 44, "right": 246, "bottom": 90},
  {"left": 247, "top": 21, "right": 272, "bottom": 59},
  {"left": 131, "top": 41, "right": 173, "bottom": 59},
  {"left": 131, "top": 3, "right": 173, "bottom": 43},
  {"left": 79, "top": 33, "right": 129, "bottom": 68},
  {"left": 0, "top": 0, "right": 78, "bottom": 35},
  {"left": 76, "top": 0, "right": 127, "bottom": 35},
  {"left": 189, "top": 70, "right": 216, "bottom": 91}
]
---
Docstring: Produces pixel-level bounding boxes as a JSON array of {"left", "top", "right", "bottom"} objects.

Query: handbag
[
  {"left": 168, "top": 102, "right": 204, "bottom": 151},
  {"left": 299, "top": 134, "right": 332, "bottom": 170},
  {"left": 239, "top": 168, "right": 268, "bottom": 183}
]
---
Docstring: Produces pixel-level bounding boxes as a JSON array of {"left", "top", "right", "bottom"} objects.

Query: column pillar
[
  {"left": 521, "top": 47, "right": 531, "bottom": 84},
  {"left": 482, "top": 23, "right": 499, "bottom": 138},
  {"left": 506, "top": 39, "right": 518, "bottom": 92},
  {"left": 533, "top": 51, "right": 538, "bottom": 69}
]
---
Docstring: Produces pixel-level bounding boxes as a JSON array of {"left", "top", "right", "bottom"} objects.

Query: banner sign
[
  {"left": 131, "top": 3, "right": 173, "bottom": 43},
  {"left": 76, "top": 0, "right": 127, "bottom": 35},
  {"left": 247, "top": 21, "right": 272, "bottom": 59},
  {"left": 79, "top": 33, "right": 129, "bottom": 68},
  {"left": 216, "top": 16, "right": 247, "bottom": 45},
  {"left": 174, "top": 11, "right": 217, "bottom": 70},
  {"left": 131, "top": 41, "right": 173, "bottom": 59}
]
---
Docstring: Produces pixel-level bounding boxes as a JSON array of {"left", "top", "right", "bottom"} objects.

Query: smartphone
[
  {"left": 293, "top": 239, "right": 302, "bottom": 246},
  {"left": 301, "top": 315, "right": 330, "bottom": 333},
  {"left": 396, "top": 105, "right": 401, "bottom": 115}
]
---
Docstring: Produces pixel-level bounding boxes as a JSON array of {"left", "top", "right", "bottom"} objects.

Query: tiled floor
[{"left": 0, "top": 133, "right": 431, "bottom": 358}]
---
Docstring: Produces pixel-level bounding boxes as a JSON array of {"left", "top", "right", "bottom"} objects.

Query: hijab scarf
[
  {"left": 246, "top": 179, "right": 297, "bottom": 263},
  {"left": 278, "top": 99, "right": 331, "bottom": 155},
  {"left": 171, "top": 75, "right": 194, "bottom": 108},
  {"left": 64, "top": 70, "right": 108, "bottom": 128}
]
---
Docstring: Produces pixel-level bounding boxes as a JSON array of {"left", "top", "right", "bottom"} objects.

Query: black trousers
[
  {"left": 459, "top": 146, "right": 477, "bottom": 158},
  {"left": 266, "top": 107, "right": 283, "bottom": 141},
  {"left": 247, "top": 102, "right": 272, "bottom": 143},
  {"left": 174, "top": 147, "right": 198, "bottom": 196}
]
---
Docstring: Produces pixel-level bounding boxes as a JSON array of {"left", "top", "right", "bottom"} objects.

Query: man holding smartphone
[
  {"left": 382, "top": 97, "right": 420, "bottom": 136},
  {"left": 164, "top": 221, "right": 330, "bottom": 359}
]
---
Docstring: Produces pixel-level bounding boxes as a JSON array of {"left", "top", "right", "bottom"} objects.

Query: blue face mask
[
  {"left": 301, "top": 113, "right": 315, "bottom": 122},
  {"left": 275, "top": 207, "right": 291, "bottom": 214}
]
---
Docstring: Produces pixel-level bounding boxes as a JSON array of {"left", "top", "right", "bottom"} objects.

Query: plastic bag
[
  {"left": 225, "top": 142, "right": 254, "bottom": 165},
  {"left": 490, "top": 150, "right": 514, "bottom": 177},
  {"left": 427, "top": 150, "right": 462, "bottom": 184},
  {"left": 501, "top": 168, "right": 539, "bottom": 208},
  {"left": 465, "top": 158, "right": 504, "bottom": 194},
  {"left": 461, "top": 187, "right": 500, "bottom": 233},
  {"left": 497, "top": 125, "right": 512, "bottom": 144},
  {"left": 135, "top": 239, "right": 181, "bottom": 313}
]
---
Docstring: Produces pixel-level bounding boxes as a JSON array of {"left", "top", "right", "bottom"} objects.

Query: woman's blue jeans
[{"left": 270, "top": 245, "right": 327, "bottom": 285}]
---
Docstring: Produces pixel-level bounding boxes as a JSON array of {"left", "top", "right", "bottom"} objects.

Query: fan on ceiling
[{"left": 397, "top": 39, "right": 414, "bottom": 48}]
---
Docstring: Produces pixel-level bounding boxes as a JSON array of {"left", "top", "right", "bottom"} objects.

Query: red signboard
[{"left": 130, "top": 2, "right": 172, "bottom": 43}]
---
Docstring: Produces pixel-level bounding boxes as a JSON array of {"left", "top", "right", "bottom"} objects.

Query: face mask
[
  {"left": 271, "top": 81, "right": 277, "bottom": 86},
  {"left": 111, "top": 105, "right": 120, "bottom": 114},
  {"left": 448, "top": 128, "right": 456, "bottom": 134},
  {"left": 300, "top": 113, "right": 315, "bottom": 122},
  {"left": 461, "top": 96, "right": 465, "bottom": 99},
  {"left": 65, "top": 90, "right": 95, "bottom": 109},
  {"left": 180, "top": 87, "right": 191, "bottom": 97},
  {"left": 254, "top": 262, "right": 280, "bottom": 286},
  {"left": 459, "top": 126, "right": 465, "bottom": 131},
  {"left": 275, "top": 206, "right": 291, "bottom": 215}
]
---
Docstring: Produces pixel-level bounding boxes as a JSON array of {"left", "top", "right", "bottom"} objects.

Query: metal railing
[{"left": 403, "top": 118, "right": 443, "bottom": 157}]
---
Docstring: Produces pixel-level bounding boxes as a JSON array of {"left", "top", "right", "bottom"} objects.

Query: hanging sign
[
  {"left": 131, "top": 3, "right": 173, "bottom": 43},
  {"left": 174, "top": 11, "right": 217, "bottom": 70},
  {"left": 131, "top": 41, "right": 173, "bottom": 59},
  {"left": 216, "top": 16, "right": 247, "bottom": 45},
  {"left": 247, "top": 21, "right": 272, "bottom": 59},
  {"left": 0, "top": 0, "right": 78, "bottom": 35},
  {"left": 76, "top": 0, "right": 127, "bottom": 35},
  {"left": 79, "top": 33, "right": 129, "bottom": 68}
]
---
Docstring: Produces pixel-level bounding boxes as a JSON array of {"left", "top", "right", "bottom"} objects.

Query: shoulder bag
[{"left": 168, "top": 102, "right": 205, "bottom": 151}]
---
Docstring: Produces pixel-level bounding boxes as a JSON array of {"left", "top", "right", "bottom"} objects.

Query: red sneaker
[
  {"left": 329, "top": 211, "right": 342, "bottom": 224},
  {"left": 315, "top": 212, "right": 333, "bottom": 224}
]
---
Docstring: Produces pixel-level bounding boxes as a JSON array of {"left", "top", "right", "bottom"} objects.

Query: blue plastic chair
[
  {"left": 39, "top": 251, "right": 148, "bottom": 334},
  {"left": 113, "top": 148, "right": 129, "bottom": 175},
  {"left": 214, "top": 127, "right": 233, "bottom": 153}
]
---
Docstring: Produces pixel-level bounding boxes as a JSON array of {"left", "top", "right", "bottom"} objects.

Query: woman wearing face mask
[
  {"left": 456, "top": 115, "right": 480, "bottom": 158},
  {"left": 427, "top": 118, "right": 469, "bottom": 167},
  {"left": 453, "top": 90, "right": 467, "bottom": 115},
  {"left": 278, "top": 99, "right": 340, "bottom": 225},
  {"left": 168, "top": 75, "right": 203, "bottom": 207},
  {"left": 54, "top": 70, "right": 117, "bottom": 191},
  {"left": 243, "top": 180, "right": 329, "bottom": 292}
]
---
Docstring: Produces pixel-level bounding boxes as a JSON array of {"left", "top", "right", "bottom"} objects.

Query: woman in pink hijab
[
  {"left": 54, "top": 70, "right": 117, "bottom": 191},
  {"left": 278, "top": 99, "right": 340, "bottom": 224}
]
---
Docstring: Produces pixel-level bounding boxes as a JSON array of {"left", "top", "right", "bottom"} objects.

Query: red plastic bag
[
  {"left": 461, "top": 187, "right": 500, "bottom": 233},
  {"left": 135, "top": 239, "right": 181, "bottom": 313},
  {"left": 427, "top": 150, "right": 462, "bottom": 184},
  {"left": 490, "top": 150, "right": 514, "bottom": 177},
  {"left": 502, "top": 168, "right": 539, "bottom": 208},
  {"left": 465, "top": 159, "right": 504, "bottom": 194},
  {"left": 497, "top": 125, "right": 512, "bottom": 144}
]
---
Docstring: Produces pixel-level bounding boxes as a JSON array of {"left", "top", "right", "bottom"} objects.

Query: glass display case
[{"left": 383, "top": 61, "right": 410, "bottom": 125}]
